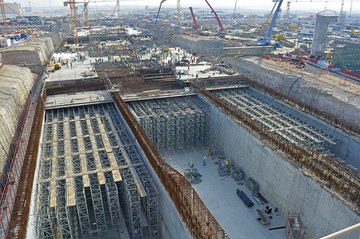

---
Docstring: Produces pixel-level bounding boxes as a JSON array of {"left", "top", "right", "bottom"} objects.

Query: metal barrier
[
  {"left": 8, "top": 91, "right": 46, "bottom": 239},
  {"left": 0, "top": 72, "right": 45, "bottom": 239}
]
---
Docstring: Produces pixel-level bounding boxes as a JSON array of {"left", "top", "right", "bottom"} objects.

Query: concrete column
[{"left": 311, "top": 10, "right": 338, "bottom": 57}]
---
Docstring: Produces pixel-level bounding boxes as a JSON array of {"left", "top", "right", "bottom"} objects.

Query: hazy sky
[{"left": 19, "top": 0, "right": 360, "bottom": 14}]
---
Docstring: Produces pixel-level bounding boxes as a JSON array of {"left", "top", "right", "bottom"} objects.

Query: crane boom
[
  {"left": 156, "top": 0, "right": 167, "bottom": 23},
  {"left": 266, "top": 0, "right": 283, "bottom": 38},
  {"left": 189, "top": 7, "right": 199, "bottom": 31},
  {"left": 267, "top": 0, "right": 278, "bottom": 24},
  {"left": 233, "top": 0, "right": 238, "bottom": 15},
  {"left": 204, "top": 0, "right": 224, "bottom": 32}
]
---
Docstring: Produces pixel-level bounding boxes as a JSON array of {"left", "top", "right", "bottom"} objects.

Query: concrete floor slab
[
  {"left": 46, "top": 54, "right": 99, "bottom": 81},
  {"left": 166, "top": 150, "right": 286, "bottom": 239}
]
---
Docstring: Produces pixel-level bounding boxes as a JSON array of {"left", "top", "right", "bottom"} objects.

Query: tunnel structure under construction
[
  {"left": 27, "top": 78, "right": 360, "bottom": 239},
  {"left": 35, "top": 101, "right": 158, "bottom": 239},
  {"left": 124, "top": 81, "right": 360, "bottom": 239}
]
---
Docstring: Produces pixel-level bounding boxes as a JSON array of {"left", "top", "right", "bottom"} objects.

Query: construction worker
[
  {"left": 189, "top": 160, "right": 194, "bottom": 169},
  {"left": 225, "top": 159, "right": 229, "bottom": 169},
  {"left": 203, "top": 156, "right": 206, "bottom": 166}
]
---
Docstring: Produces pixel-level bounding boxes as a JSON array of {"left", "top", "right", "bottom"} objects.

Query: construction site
[{"left": 0, "top": 0, "right": 360, "bottom": 239}]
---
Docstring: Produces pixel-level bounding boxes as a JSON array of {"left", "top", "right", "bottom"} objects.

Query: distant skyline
[{"left": 15, "top": 0, "right": 360, "bottom": 14}]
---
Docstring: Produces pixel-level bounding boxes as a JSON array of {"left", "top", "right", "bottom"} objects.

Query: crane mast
[{"left": 64, "top": 0, "right": 79, "bottom": 44}]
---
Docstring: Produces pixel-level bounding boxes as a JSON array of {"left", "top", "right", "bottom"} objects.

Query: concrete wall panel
[{"left": 207, "top": 101, "right": 359, "bottom": 239}]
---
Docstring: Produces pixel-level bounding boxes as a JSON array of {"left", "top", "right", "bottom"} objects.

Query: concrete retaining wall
[
  {"left": 171, "top": 34, "right": 231, "bottom": 57},
  {"left": 0, "top": 37, "right": 54, "bottom": 73},
  {"left": 223, "top": 46, "right": 273, "bottom": 56},
  {"left": 0, "top": 65, "right": 36, "bottom": 183},
  {"left": 207, "top": 100, "right": 360, "bottom": 239}
]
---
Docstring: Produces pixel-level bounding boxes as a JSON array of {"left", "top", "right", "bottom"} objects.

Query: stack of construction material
[
  {"left": 0, "top": 65, "right": 36, "bottom": 187},
  {"left": 232, "top": 166, "right": 245, "bottom": 181},
  {"left": 215, "top": 155, "right": 232, "bottom": 177},
  {"left": 184, "top": 168, "right": 202, "bottom": 184},
  {"left": 246, "top": 177, "right": 260, "bottom": 194}
]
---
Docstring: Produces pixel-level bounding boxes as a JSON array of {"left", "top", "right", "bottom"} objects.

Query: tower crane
[
  {"left": 113, "top": 0, "right": 120, "bottom": 17},
  {"left": 79, "top": 0, "right": 90, "bottom": 26},
  {"left": 285, "top": 0, "right": 359, "bottom": 24},
  {"left": 64, "top": 0, "right": 79, "bottom": 43},
  {"left": 189, "top": 7, "right": 199, "bottom": 31}
]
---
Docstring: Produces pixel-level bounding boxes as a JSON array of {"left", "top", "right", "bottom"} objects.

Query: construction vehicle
[
  {"left": 274, "top": 34, "right": 295, "bottom": 47},
  {"left": 47, "top": 63, "right": 55, "bottom": 73},
  {"left": 258, "top": 0, "right": 284, "bottom": 46},
  {"left": 54, "top": 63, "right": 62, "bottom": 70}
]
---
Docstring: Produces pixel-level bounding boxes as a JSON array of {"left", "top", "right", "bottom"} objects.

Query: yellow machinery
[
  {"left": 275, "top": 33, "right": 295, "bottom": 47},
  {"left": 19, "top": 29, "right": 33, "bottom": 34},
  {"left": 288, "top": 24, "right": 299, "bottom": 30},
  {"left": 54, "top": 63, "right": 62, "bottom": 70},
  {"left": 350, "top": 29, "right": 360, "bottom": 39},
  {"left": 47, "top": 63, "right": 55, "bottom": 73}
]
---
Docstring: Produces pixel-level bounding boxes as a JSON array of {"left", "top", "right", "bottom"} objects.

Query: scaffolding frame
[
  {"left": 212, "top": 87, "right": 335, "bottom": 152},
  {"left": 35, "top": 102, "right": 158, "bottom": 239},
  {"left": 286, "top": 212, "right": 304, "bottom": 239},
  {"left": 128, "top": 96, "right": 210, "bottom": 154}
]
